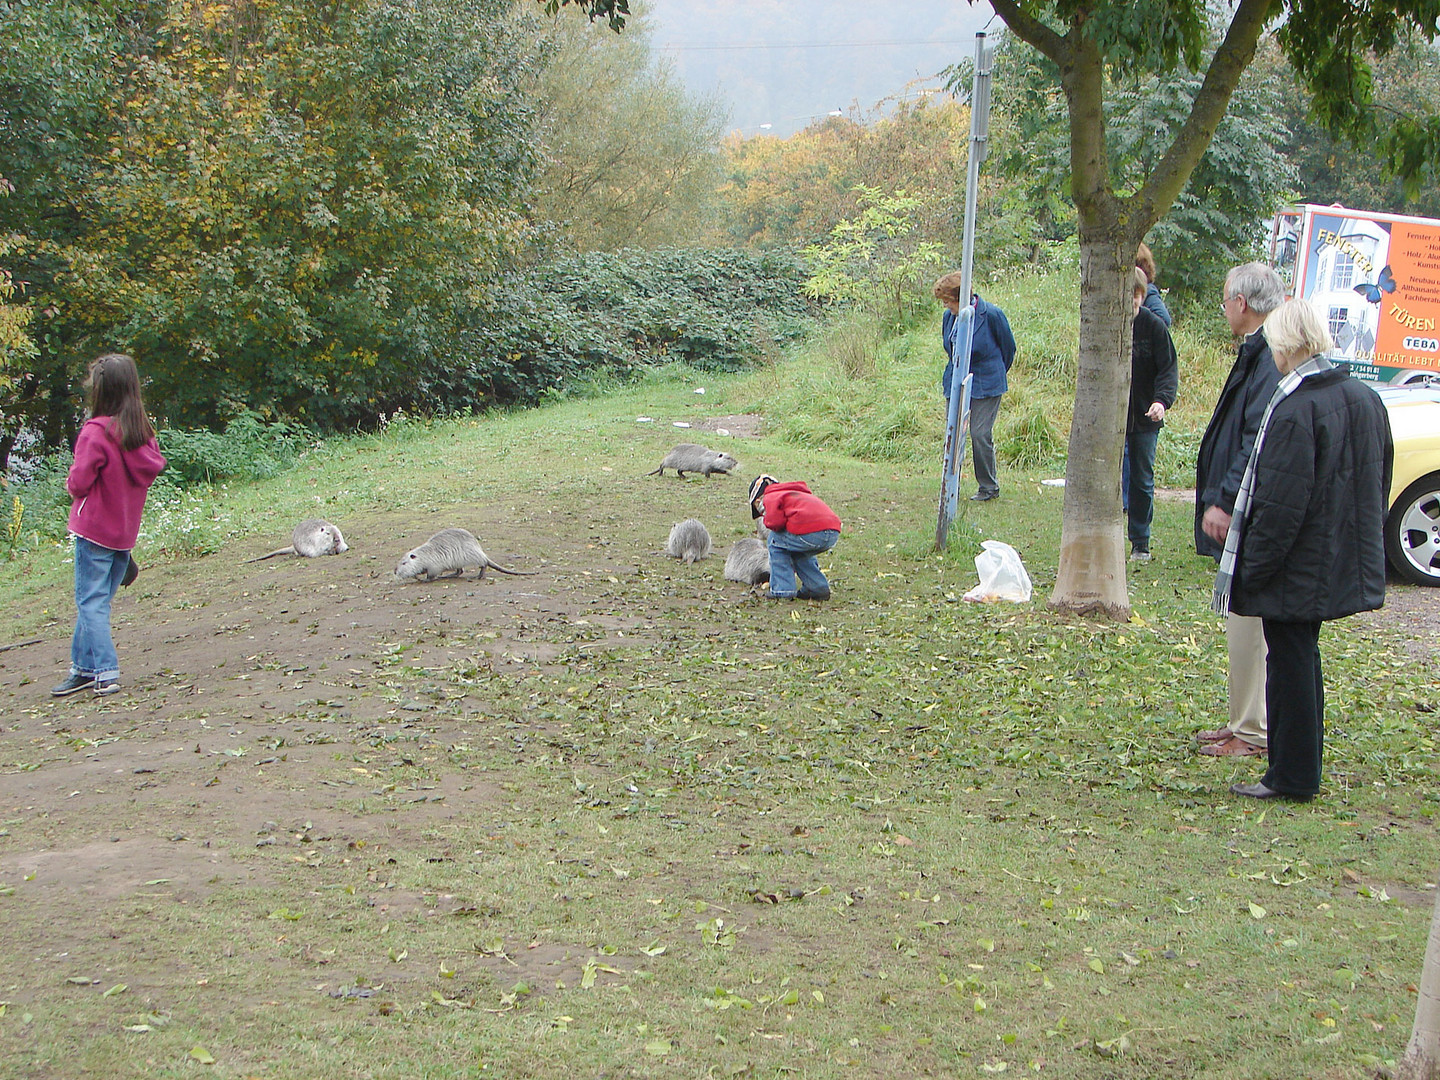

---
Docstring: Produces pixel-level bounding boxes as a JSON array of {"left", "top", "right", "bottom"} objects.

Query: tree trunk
[
  {"left": 1397, "top": 876, "right": 1440, "bottom": 1080},
  {"left": 1048, "top": 233, "right": 1134, "bottom": 619}
]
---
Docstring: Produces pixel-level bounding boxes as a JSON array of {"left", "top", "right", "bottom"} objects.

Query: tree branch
[
  {"left": 1130, "top": 0, "right": 1276, "bottom": 229},
  {"left": 986, "top": 0, "right": 1067, "bottom": 64}
]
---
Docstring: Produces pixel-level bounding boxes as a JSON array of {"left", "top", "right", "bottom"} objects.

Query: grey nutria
[
  {"left": 394, "top": 528, "right": 537, "bottom": 581},
  {"left": 647, "top": 443, "right": 738, "bottom": 478},
  {"left": 665, "top": 519, "right": 712, "bottom": 563},
  {"left": 247, "top": 519, "right": 349, "bottom": 562},
  {"left": 724, "top": 537, "right": 770, "bottom": 585}
]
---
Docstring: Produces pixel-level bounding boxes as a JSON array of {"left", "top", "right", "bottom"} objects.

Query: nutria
[
  {"left": 647, "top": 443, "right": 738, "bottom": 479},
  {"left": 394, "top": 528, "right": 537, "bottom": 581},
  {"left": 247, "top": 519, "right": 349, "bottom": 562},
  {"left": 665, "top": 519, "right": 712, "bottom": 564},
  {"left": 724, "top": 537, "right": 770, "bottom": 585}
]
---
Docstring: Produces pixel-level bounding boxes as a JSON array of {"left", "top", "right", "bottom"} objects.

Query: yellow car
[{"left": 1377, "top": 384, "right": 1440, "bottom": 585}]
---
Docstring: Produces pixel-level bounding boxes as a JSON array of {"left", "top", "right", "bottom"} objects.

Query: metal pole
[{"left": 935, "top": 32, "right": 994, "bottom": 551}]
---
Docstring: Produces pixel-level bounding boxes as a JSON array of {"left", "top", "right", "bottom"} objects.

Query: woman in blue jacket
[{"left": 934, "top": 272, "right": 1017, "bottom": 501}]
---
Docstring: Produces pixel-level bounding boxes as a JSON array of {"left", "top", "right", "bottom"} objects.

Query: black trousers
[{"left": 1260, "top": 619, "right": 1325, "bottom": 796}]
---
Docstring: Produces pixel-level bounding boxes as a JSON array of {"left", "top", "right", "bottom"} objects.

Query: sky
[{"left": 645, "top": 1, "right": 1001, "bottom": 138}]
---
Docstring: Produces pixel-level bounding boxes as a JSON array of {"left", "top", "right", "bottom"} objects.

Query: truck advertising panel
[{"left": 1269, "top": 204, "right": 1440, "bottom": 384}]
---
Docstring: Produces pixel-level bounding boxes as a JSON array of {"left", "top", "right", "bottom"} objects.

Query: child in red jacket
[
  {"left": 52, "top": 354, "right": 167, "bottom": 697},
  {"left": 749, "top": 474, "right": 841, "bottom": 601}
]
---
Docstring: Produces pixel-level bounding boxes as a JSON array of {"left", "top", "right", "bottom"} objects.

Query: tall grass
[{"left": 736, "top": 264, "right": 1238, "bottom": 488}]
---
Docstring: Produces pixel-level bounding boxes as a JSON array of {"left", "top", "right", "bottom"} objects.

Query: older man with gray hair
[{"left": 1194, "top": 261, "right": 1287, "bottom": 758}]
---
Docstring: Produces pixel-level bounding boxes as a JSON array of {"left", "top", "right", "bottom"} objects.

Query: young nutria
[
  {"left": 723, "top": 537, "right": 770, "bottom": 585},
  {"left": 247, "top": 519, "right": 349, "bottom": 562},
  {"left": 665, "top": 519, "right": 713, "bottom": 563}
]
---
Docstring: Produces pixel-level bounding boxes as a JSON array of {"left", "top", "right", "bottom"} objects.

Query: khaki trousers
[{"left": 1227, "top": 612, "right": 1268, "bottom": 747}]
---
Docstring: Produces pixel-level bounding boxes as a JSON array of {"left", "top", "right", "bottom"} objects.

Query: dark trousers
[
  {"left": 1121, "top": 430, "right": 1159, "bottom": 549},
  {"left": 1260, "top": 619, "right": 1325, "bottom": 796},
  {"left": 969, "top": 394, "right": 1002, "bottom": 497}
]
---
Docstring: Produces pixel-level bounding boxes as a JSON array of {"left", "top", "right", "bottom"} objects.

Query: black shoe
[
  {"left": 796, "top": 588, "right": 831, "bottom": 601},
  {"left": 1230, "top": 781, "right": 1311, "bottom": 802},
  {"left": 51, "top": 674, "right": 96, "bottom": 697},
  {"left": 969, "top": 491, "right": 998, "bottom": 502},
  {"left": 94, "top": 679, "right": 121, "bottom": 696}
]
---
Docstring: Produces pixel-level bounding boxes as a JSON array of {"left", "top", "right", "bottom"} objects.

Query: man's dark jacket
[
  {"left": 1128, "top": 306, "right": 1178, "bottom": 434},
  {"left": 1229, "top": 369, "right": 1393, "bottom": 622},
  {"left": 1194, "top": 328, "right": 1282, "bottom": 558}
]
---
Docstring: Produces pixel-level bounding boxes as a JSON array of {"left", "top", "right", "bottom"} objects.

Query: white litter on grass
[
  {"left": 673, "top": 421, "right": 691, "bottom": 428},
  {"left": 636, "top": 416, "right": 654, "bottom": 423},
  {"left": 694, "top": 387, "right": 706, "bottom": 395},
  {"left": 716, "top": 428, "right": 730, "bottom": 437},
  {"left": 1042, "top": 478, "right": 1065, "bottom": 487}
]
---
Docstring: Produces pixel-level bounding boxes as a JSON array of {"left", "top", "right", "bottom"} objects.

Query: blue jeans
[
  {"left": 71, "top": 536, "right": 129, "bottom": 680},
  {"left": 1121, "top": 430, "right": 1159, "bottom": 549},
  {"left": 767, "top": 529, "right": 839, "bottom": 598}
]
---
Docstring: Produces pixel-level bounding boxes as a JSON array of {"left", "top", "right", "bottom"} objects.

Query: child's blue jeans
[
  {"left": 71, "top": 536, "right": 129, "bottom": 680},
  {"left": 766, "top": 529, "right": 839, "bottom": 598}
]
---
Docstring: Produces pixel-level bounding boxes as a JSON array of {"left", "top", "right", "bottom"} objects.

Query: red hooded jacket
[
  {"left": 67, "top": 417, "right": 167, "bottom": 551},
  {"left": 761, "top": 481, "right": 841, "bottom": 536}
]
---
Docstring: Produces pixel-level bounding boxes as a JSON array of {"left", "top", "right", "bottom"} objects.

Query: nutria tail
[{"left": 245, "top": 546, "right": 296, "bottom": 563}]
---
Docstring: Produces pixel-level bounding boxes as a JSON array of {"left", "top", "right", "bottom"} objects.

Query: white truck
[{"left": 1269, "top": 202, "right": 1440, "bottom": 385}]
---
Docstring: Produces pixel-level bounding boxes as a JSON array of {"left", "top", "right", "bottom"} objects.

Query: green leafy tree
[
  {"left": 531, "top": 1, "right": 727, "bottom": 251},
  {"left": 1259, "top": 33, "right": 1440, "bottom": 218},
  {"left": 0, "top": 0, "right": 131, "bottom": 451},
  {"left": 955, "top": 28, "right": 1295, "bottom": 302},
  {"left": 7, "top": 0, "right": 542, "bottom": 435},
  {"left": 801, "top": 186, "right": 945, "bottom": 326}
]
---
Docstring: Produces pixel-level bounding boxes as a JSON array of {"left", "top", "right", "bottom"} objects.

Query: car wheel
[{"left": 1385, "top": 472, "right": 1440, "bottom": 585}]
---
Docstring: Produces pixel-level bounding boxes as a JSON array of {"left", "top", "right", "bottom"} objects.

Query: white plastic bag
[{"left": 962, "top": 540, "right": 1033, "bottom": 603}]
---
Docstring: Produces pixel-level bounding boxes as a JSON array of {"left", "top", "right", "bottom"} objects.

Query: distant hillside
[{"left": 649, "top": 0, "right": 997, "bottom": 137}]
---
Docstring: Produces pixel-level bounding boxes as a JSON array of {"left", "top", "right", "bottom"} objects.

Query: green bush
[
  {"left": 430, "top": 247, "right": 814, "bottom": 411},
  {"left": 157, "top": 413, "right": 314, "bottom": 486}
]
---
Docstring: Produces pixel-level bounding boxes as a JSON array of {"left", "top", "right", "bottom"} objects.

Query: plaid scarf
[{"left": 1212, "top": 354, "right": 1332, "bottom": 615}]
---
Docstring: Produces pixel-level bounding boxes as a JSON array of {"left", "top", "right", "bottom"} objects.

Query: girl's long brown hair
[{"left": 86, "top": 353, "right": 155, "bottom": 451}]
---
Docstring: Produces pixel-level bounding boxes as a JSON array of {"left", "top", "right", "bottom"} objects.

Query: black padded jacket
[{"left": 1228, "top": 368, "right": 1393, "bottom": 623}]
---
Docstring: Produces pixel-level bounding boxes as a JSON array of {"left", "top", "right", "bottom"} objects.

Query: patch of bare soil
[
  {"left": 685, "top": 413, "right": 764, "bottom": 438},
  {"left": 0, "top": 437, "right": 769, "bottom": 939}
]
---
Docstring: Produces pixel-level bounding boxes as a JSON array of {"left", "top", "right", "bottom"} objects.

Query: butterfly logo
[{"left": 1354, "top": 265, "right": 1397, "bottom": 304}]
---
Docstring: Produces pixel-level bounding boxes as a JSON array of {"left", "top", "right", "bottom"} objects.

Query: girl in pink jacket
[{"left": 52, "top": 354, "right": 167, "bottom": 697}]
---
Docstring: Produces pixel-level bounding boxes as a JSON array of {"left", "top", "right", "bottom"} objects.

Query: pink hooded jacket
[{"left": 67, "top": 417, "right": 167, "bottom": 551}]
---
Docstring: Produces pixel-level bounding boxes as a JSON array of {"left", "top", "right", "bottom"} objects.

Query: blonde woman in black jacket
[{"left": 1220, "top": 299, "right": 1393, "bottom": 801}]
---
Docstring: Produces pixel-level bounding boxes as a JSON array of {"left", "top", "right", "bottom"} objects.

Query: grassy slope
[{"left": 0, "top": 284, "right": 1435, "bottom": 1078}]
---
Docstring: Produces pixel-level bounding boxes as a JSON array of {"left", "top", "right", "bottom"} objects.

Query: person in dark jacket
[
  {"left": 1136, "top": 242, "right": 1172, "bottom": 327},
  {"left": 934, "top": 272, "right": 1017, "bottom": 502},
  {"left": 1216, "top": 299, "right": 1393, "bottom": 800},
  {"left": 1124, "top": 269, "right": 1179, "bottom": 561},
  {"left": 749, "top": 474, "right": 842, "bottom": 601},
  {"left": 1193, "top": 262, "right": 1286, "bottom": 758}
]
